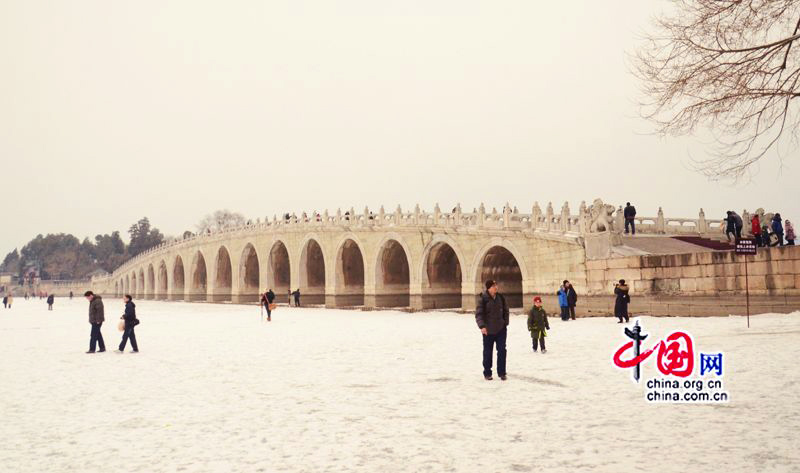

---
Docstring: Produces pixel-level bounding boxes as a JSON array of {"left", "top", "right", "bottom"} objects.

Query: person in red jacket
[{"left": 751, "top": 215, "right": 762, "bottom": 246}]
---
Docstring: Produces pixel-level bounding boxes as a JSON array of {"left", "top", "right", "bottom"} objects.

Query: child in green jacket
[{"left": 528, "top": 296, "right": 550, "bottom": 353}]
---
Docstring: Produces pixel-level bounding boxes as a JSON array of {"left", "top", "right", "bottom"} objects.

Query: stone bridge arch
[
  {"left": 172, "top": 255, "right": 185, "bottom": 301},
  {"left": 471, "top": 238, "right": 529, "bottom": 308},
  {"left": 419, "top": 235, "right": 467, "bottom": 310},
  {"left": 267, "top": 240, "right": 291, "bottom": 301},
  {"left": 333, "top": 234, "right": 366, "bottom": 307},
  {"left": 373, "top": 234, "right": 413, "bottom": 308},
  {"left": 237, "top": 243, "right": 261, "bottom": 303},
  {"left": 189, "top": 250, "right": 208, "bottom": 302},
  {"left": 299, "top": 234, "right": 327, "bottom": 305}
]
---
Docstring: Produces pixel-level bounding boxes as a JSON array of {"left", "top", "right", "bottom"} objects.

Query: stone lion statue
[{"left": 587, "top": 198, "right": 616, "bottom": 233}]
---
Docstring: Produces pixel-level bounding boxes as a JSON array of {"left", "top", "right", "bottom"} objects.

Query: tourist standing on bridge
[
  {"left": 287, "top": 289, "right": 293, "bottom": 307},
  {"left": 2, "top": 295, "right": 7, "bottom": 308},
  {"left": 117, "top": 295, "right": 139, "bottom": 353},
  {"left": 725, "top": 211, "right": 737, "bottom": 242},
  {"left": 47, "top": 294, "right": 54, "bottom": 310},
  {"left": 785, "top": 220, "right": 795, "bottom": 245},
  {"left": 557, "top": 283, "right": 569, "bottom": 321},
  {"left": 475, "top": 279, "right": 509, "bottom": 381},
  {"left": 84, "top": 291, "right": 105, "bottom": 353},
  {"left": 614, "top": 280, "right": 630, "bottom": 323},
  {"left": 527, "top": 296, "right": 550, "bottom": 353},
  {"left": 751, "top": 215, "right": 762, "bottom": 246},
  {"left": 624, "top": 202, "right": 637, "bottom": 235},
  {"left": 772, "top": 213, "right": 784, "bottom": 246},
  {"left": 261, "top": 288, "right": 275, "bottom": 321},
  {"left": 292, "top": 289, "right": 301, "bottom": 307}
]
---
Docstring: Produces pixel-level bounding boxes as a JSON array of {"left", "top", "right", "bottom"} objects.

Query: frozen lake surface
[{"left": 1, "top": 298, "right": 798, "bottom": 472}]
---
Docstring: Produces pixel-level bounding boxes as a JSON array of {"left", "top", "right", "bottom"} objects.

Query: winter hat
[{"left": 533, "top": 296, "right": 542, "bottom": 303}]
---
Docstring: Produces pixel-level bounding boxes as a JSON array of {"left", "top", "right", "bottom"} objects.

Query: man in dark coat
[
  {"left": 118, "top": 295, "right": 138, "bottom": 352},
  {"left": 475, "top": 280, "right": 509, "bottom": 381},
  {"left": 261, "top": 288, "right": 276, "bottom": 322},
  {"left": 565, "top": 281, "right": 578, "bottom": 320},
  {"left": 292, "top": 289, "right": 301, "bottom": 307},
  {"left": 84, "top": 291, "right": 105, "bottom": 353},
  {"left": 624, "top": 202, "right": 637, "bottom": 235},
  {"left": 47, "top": 294, "right": 54, "bottom": 310}
]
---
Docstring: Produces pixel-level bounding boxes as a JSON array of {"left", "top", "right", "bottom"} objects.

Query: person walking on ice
[
  {"left": 117, "top": 294, "right": 139, "bottom": 353},
  {"left": 475, "top": 279, "right": 509, "bottom": 381},
  {"left": 261, "top": 288, "right": 276, "bottom": 322},
  {"left": 528, "top": 296, "right": 550, "bottom": 353},
  {"left": 84, "top": 291, "right": 105, "bottom": 353},
  {"left": 47, "top": 294, "right": 54, "bottom": 310}
]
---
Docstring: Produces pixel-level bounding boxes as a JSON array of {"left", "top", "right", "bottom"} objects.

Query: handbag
[
  {"left": 117, "top": 320, "right": 125, "bottom": 332},
  {"left": 268, "top": 303, "right": 277, "bottom": 311},
  {"left": 134, "top": 318, "right": 140, "bottom": 326}
]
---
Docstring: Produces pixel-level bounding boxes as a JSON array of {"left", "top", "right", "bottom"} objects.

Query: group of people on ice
[
  {"left": 726, "top": 211, "right": 795, "bottom": 246},
  {"left": 475, "top": 277, "right": 632, "bottom": 380},
  {"left": 83, "top": 291, "right": 140, "bottom": 354}
]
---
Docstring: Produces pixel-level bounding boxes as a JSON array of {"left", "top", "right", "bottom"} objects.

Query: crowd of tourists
[{"left": 725, "top": 211, "right": 795, "bottom": 246}]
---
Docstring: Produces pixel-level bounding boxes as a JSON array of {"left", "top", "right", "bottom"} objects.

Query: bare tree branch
[{"left": 634, "top": 0, "right": 800, "bottom": 179}]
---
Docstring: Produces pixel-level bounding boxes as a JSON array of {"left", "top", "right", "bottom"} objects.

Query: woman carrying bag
[{"left": 117, "top": 294, "right": 139, "bottom": 353}]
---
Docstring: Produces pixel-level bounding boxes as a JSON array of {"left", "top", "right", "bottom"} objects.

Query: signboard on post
[
  {"left": 734, "top": 238, "right": 757, "bottom": 255},
  {"left": 734, "top": 238, "right": 757, "bottom": 327}
]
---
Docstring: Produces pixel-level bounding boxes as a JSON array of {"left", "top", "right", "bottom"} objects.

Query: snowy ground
[{"left": 1, "top": 298, "right": 798, "bottom": 473}]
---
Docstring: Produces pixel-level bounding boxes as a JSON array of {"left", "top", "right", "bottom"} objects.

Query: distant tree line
[{"left": 0, "top": 217, "right": 164, "bottom": 281}]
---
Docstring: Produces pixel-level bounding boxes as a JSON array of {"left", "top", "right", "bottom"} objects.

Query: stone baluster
[
  {"left": 561, "top": 201, "right": 570, "bottom": 232},
  {"left": 478, "top": 203, "right": 486, "bottom": 227},
  {"left": 615, "top": 206, "right": 624, "bottom": 231},
  {"left": 363, "top": 206, "right": 370, "bottom": 226},
  {"left": 378, "top": 205, "right": 385, "bottom": 226},
  {"left": 698, "top": 208, "right": 707, "bottom": 233},
  {"left": 513, "top": 206, "right": 519, "bottom": 214},
  {"left": 546, "top": 202, "right": 554, "bottom": 231},
  {"left": 742, "top": 209, "right": 750, "bottom": 231},
  {"left": 503, "top": 202, "right": 511, "bottom": 228},
  {"left": 532, "top": 202, "right": 541, "bottom": 229},
  {"left": 454, "top": 203, "right": 462, "bottom": 227},
  {"left": 433, "top": 203, "right": 441, "bottom": 225},
  {"left": 656, "top": 207, "right": 666, "bottom": 233},
  {"left": 578, "top": 201, "right": 587, "bottom": 234},
  {"left": 395, "top": 205, "right": 402, "bottom": 225},
  {"left": 336, "top": 208, "right": 342, "bottom": 224},
  {"left": 349, "top": 207, "right": 355, "bottom": 224}
]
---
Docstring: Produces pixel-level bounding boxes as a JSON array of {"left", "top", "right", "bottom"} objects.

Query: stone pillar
[
  {"left": 377, "top": 206, "right": 385, "bottom": 226},
  {"left": 413, "top": 204, "right": 420, "bottom": 225},
  {"left": 478, "top": 203, "right": 486, "bottom": 227},
  {"left": 546, "top": 202, "right": 554, "bottom": 231},
  {"left": 561, "top": 202, "right": 570, "bottom": 232},
  {"left": 532, "top": 202, "right": 541, "bottom": 230},
  {"left": 656, "top": 207, "right": 666, "bottom": 233},
  {"left": 433, "top": 203, "right": 441, "bottom": 226},
  {"left": 615, "top": 206, "right": 624, "bottom": 231},
  {"left": 698, "top": 208, "right": 707, "bottom": 233},
  {"left": 503, "top": 203, "right": 511, "bottom": 228},
  {"left": 454, "top": 203, "right": 462, "bottom": 227},
  {"left": 395, "top": 205, "right": 402, "bottom": 225}
]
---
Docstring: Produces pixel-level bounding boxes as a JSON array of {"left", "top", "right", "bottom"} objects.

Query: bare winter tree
[
  {"left": 196, "top": 210, "right": 246, "bottom": 233},
  {"left": 634, "top": 1, "right": 800, "bottom": 179}
]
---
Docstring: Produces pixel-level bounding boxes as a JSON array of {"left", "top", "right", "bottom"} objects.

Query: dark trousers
[
  {"left": 119, "top": 324, "right": 138, "bottom": 351},
  {"left": 560, "top": 306, "right": 569, "bottom": 321},
  {"left": 482, "top": 327, "right": 507, "bottom": 377},
  {"left": 294, "top": 296, "right": 300, "bottom": 307},
  {"left": 625, "top": 218, "right": 635, "bottom": 234},
  {"left": 89, "top": 323, "right": 105, "bottom": 352},
  {"left": 775, "top": 232, "right": 784, "bottom": 246},
  {"left": 264, "top": 302, "right": 272, "bottom": 319},
  {"left": 568, "top": 306, "right": 576, "bottom": 320},
  {"left": 532, "top": 334, "right": 546, "bottom": 351}
]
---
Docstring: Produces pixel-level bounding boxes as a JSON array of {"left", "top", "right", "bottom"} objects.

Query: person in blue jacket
[
  {"left": 772, "top": 213, "right": 784, "bottom": 246},
  {"left": 556, "top": 281, "right": 570, "bottom": 321}
]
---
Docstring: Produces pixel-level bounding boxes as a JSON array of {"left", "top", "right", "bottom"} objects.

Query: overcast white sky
[{"left": 1, "top": 1, "right": 798, "bottom": 255}]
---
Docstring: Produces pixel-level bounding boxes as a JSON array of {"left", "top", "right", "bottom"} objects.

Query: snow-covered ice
[{"left": 1, "top": 298, "right": 798, "bottom": 473}]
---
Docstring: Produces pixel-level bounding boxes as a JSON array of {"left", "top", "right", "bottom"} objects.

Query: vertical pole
[{"left": 745, "top": 254, "right": 750, "bottom": 328}]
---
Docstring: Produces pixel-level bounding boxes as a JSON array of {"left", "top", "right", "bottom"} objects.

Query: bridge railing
[{"left": 107, "top": 201, "right": 753, "bottom": 277}]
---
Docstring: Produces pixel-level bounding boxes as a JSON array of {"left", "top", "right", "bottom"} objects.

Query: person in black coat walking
[
  {"left": 475, "top": 280, "right": 510, "bottom": 381},
  {"left": 292, "top": 289, "right": 301, "bottom": 307},
  {"left": 47, "top": 294, "right": 54, "bottom": 310},
  {"left": 614, "top": 280, "right": 630, "bottom": 323},
  {"left": 118, "top": 295, "right": 139, "bottom": 352},
  {"left": 261, "top": 288, "right": 276, "bottom": 321},
  {"left": 85, "top": 291, "right": 105, "bottom": 353}
]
